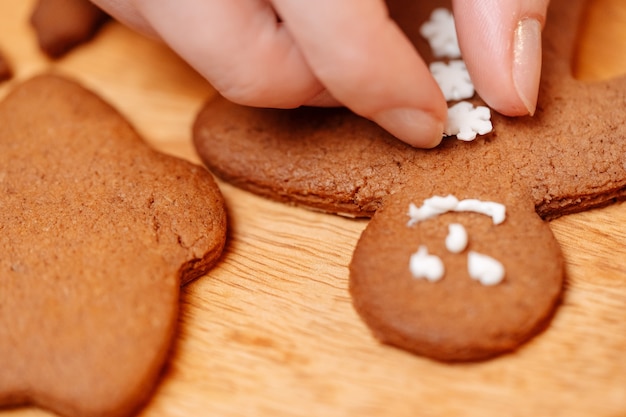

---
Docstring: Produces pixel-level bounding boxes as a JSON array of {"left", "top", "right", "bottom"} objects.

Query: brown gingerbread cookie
[
  {"left": 30, "top": 0, "right": 109, "bottom": 58},
  {"left": 350, "top": 156, "right": 564, "bottom": 361},
  {"left": 193, "top": 0, "right": 626, "bottom": 219},
  {"left": 0, "top": 74, "right": 226, "bottom": 416},
  {"left": 192, "top": 0, "right": 626, "bottom": 361}
]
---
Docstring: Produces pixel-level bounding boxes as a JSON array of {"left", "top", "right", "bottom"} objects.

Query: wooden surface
[{"left": 1, "top": 1, "right": 626, "bottom": 416}]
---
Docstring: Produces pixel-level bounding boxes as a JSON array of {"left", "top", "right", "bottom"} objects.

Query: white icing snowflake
[
  {"left": 430, "top": 60, "right": 474, "bottom": 102},
  {"left": 444, "top": 101, "right": 493, "bottom": 141},
  {"left": 419, "top": 8, "right": 461, "bottom": 59}
]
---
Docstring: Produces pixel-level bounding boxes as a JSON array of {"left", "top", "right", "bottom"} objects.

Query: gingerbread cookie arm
[
  {"left": 193, "top": 101, "right": 422, "bottom": 217},
  {"left": 0, "top": 75, "right": 226, "bottom": 417},
  {"left": 350, "top": 176, "right": 564, "bottom": 362},
  {"left": 494, "top": 0, "right": 626, "bottom": 219},
  {"left": 193, "top": 0, "right": 626, "bottom": 221}
]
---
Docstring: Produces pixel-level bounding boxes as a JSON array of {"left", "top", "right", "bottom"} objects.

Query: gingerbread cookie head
[
  {"left": 193, "top": 0, "right": 626, "bottom": 361},
  {"left": 0, "top": 74, "right": 226, "bottom": 417},
  {"left": 349, "top": 155, "right": 564, "bottom": 361}
]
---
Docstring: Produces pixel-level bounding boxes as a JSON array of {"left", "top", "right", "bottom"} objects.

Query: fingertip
[
  {"left": 453, "top": 0, "right": 548, "bottom": 117},
  {"left": 373, "top": 107, "right": 445, "bottom": 148},
  {"left": 484, "top": 17, "right": 542, "bottom": 117},
  {"left": 512, "top": 18, "right": 542, "bottom": 116},
  {"left": 272, "top": 0, "right": 450, "bottom": 145}
]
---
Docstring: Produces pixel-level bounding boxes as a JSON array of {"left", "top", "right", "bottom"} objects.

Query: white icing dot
[
  {"left": 467, "top": 251, "right": 505, "bottom": 286},
  {"left": 445, "top": 223, "right": 468, "bottom": 253},
  {"left": 409, "top": 245, "right": 445, "bottom": 282}
]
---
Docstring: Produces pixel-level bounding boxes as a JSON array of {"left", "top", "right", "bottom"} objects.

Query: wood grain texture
[{"left": 1, "top": 0, "right": 625, "bottom": 416}]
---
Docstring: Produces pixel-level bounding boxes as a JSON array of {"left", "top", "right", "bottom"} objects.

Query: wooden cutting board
[{"left": 1, "top": 1, "right": 625, "bottom": 416}]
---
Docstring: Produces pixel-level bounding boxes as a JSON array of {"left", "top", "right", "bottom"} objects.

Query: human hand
[{"left": 90, "top": 0, "right": 549, "bottom": 148}]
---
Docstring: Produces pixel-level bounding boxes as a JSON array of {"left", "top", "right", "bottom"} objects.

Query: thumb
[{"left": 452, "top": 0, "right": 550, "bottom": 116}]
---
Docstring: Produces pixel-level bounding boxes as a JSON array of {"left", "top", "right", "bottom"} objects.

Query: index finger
[
  {"left": 453, "top": 0, "right": 549, "bottom": 116},
  {"left": 271, "top": 0, "right": 448, "bottom": 148}
]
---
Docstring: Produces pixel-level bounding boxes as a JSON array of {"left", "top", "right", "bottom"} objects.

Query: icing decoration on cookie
[
  {"left": 410, "top": 246, "right": 445, "bottom": 281},
  {"left": 444, "top": 101, "right": 493, "bottom": 141},
  {"left": 407, "top": 195, "right": 506, "bottom": 226},
  {"left": 408, "top": 204, "right": 505, "bottom": 285},
  {"left": 455, "top": 199, "right": 505, "bottom": 224},
  {"left": 430, "top": 60, "right": 475, "bottom": 101},
  {"left": 419, "top": 7, "right": 460, "bottom": 58},
  {"left": 445, "top": 223, "right": 468, "bottom": 253},
  {"left": 468, "top": 251, "right": 505, "bottom": 286},
  {"left": 407, "top": 195, "right": 458, "bottom": 224}
]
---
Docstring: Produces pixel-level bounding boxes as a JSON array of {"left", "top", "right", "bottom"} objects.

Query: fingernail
[
  {"left": 373, "top": 107, "right": 444, "bottom": 148},
  {"left": 513, "top": 18, "right": 542, "bottom": 116}
]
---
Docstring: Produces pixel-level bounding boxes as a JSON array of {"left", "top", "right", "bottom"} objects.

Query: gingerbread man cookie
[
  {"left": 0, "top": 74, "right": 226, "bottom": 416},
  {"left": 193, "top": 0, "right": 626, "bottom": 361}
]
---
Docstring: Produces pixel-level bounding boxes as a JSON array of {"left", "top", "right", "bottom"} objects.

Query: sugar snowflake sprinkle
[
  {"left": 444, "top": 101, "right": 493, "bottom": 141},
  {"left": 419, "top": 8, "right": 461, "bottom": 59},
  {"left": 420, "top": 7, "right": 494, "bottom": 142},
  {"left": 430, "top": 60, "right": 475, "bottom": 101}
]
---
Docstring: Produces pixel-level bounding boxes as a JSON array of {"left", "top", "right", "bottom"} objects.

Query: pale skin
[{"left": 91, "top": 0, "right": 550, "bottom": 148}]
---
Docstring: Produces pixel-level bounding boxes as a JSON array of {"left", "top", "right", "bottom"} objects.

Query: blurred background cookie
[
  {"left": 30, "top": 0, "right": 109, "bottom": 58},
  {"left": 0, "top": 74, "right": 226, "bottom": 417}
]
